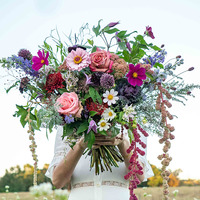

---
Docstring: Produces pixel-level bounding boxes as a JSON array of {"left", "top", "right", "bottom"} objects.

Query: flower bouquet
[{"left": 1, "top": 20, "right": 199, "bottom": 200}]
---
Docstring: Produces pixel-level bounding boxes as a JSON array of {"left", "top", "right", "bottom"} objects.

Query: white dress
[{"left": 46, "top": 126, "right": 154, "bottom": 200}]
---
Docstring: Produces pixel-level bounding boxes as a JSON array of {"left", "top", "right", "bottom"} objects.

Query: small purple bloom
[
  {"left": 87, "top": 120, "right": 97, "bottom": 134},
  {"left": 65, "top": 115, "right": 74, "bottom": 124},
  {"left": 107, "top": 21, "right": 119, "bottom": 28},
  {"left": 83, "top": 72, "right": 93, "bottom": 85}
]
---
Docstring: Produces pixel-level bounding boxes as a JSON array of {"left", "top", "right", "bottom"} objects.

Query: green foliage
[{"left": 0, "top": 165, "right": 50, "bottom": 192}]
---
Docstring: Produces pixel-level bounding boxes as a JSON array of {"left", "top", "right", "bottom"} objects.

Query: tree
[
  {"left": 0, "top": 164, "right": 51, "bottom": 192},
  {"left": 147, "top": 164, "right": 163, "bottom": 187}
]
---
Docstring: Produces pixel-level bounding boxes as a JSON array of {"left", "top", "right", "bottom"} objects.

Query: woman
[{"left": 46, "top": 126, "right": 154, "bottom": 200}]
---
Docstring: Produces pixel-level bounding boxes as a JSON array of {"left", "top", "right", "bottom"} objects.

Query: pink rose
[
  {"left": 56, "top": 92, "right": 82, "bottom": 117},
  {"left": 89, "top": 48, "right": 113, "bottom": 73}
]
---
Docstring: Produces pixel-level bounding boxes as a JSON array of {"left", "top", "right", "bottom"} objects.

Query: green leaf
[
  {"left": 87, "top": 39, "right": 94, "bottom": 46},
  {"left": 117, "top": 31, "right": 127, "bottom": 38},
  {"left": 135, "top": 35, "right": 147, "bottom": 45},
  {"left": 99, "top": 130, "right": 107, "bottom": 136},
  {"left": 77, "top": 120, "right": 89, "bottom": 134},
  {"left": 146, "top": 72, "right": 154, "bottom": 81},
  {"left": 95, "top": 90, "right": 102, "bottom": 104},
  {"left": 154, "top": 62, "right": 164, "bottom": 69},
  {"left": 6, "top": 81, "right": 20, "bottom": 93},
  {"left": 118, "top": 42, "right": 127, "bottom": 50},
  {"left": 110, "top": 126, "right": 120, "bottom": 137},
  {"left": 124, "top": 31, "right": 137, "bottom": 38},
  {"left": 118, "top": 112, "right": 124, "bottom": 122},
  {"left": 122, "top": 50, "right": 130, "bottom": 62},
  {"left": 92, "top": 19, "right": 102, "bottom": 36},
  {"left": 149, "top": 44, "right": 161, "bottom": 51},
  {"left": 91, "top": 46, "right": 97, "bottom": 53},
  {"left": 84, "top": 93, "right": 90, "bottom": 100},
  {"left": 128, "top": 129, "right": 134, "bottom": 143},
  {"left": 89, "top": 87, "right": 96, "bottom": 102},
  {"left": 89, "top": 111, "right": 98, "bottom": 117},
  {"left": 63, "top": 124, "right": 74, "bottom": 137},
  {"left": 58, "top": 88, "right": 68, "bottom": 94},
  {"left": 104, "top": 28, "right": 119, "bottom": 34},
  {"left": 85, "top": 131, "right": 95, "bottom": 149}
]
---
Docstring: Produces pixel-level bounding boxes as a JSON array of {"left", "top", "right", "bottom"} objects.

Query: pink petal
[
  {"left": 45, "top": 51, "right": 49, "bottom": 59},
  {"left": 32, "top": 56, "right": 41, "bottom": 63},
  {"left": 138, "top": 74, "right": 146, "bottom": 80},
  {"left": 137, "top": 67, "right": 146, "bottom": 74},
  {"left": 129, "top": 64, "right": 134, "bottom": 70},
  {"left": 37, "top": 50, "right": 43, "bottom": 59},
  {"left": 136, "top": 79, "right": 143, "bottom": 86},
  {"left": 128, "top": 77, "right": 137, "bottom": 86}
]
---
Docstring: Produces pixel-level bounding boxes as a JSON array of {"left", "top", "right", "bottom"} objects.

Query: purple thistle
[
  {"left": 65, "top": 115, "right": 74, "bottom": 124},
  {"left": 87, "top": 120, "right": 97, "bottom": 134},
  {"left": 18, "top": 49, "right": 32, "bottom": 60},
  {"left": 100, "top": 73, "right": 115, "bottom": 89}
]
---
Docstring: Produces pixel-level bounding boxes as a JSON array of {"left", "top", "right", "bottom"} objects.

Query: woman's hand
[{"left": 92, "top": 133, "right": 124, "bottom": 149}]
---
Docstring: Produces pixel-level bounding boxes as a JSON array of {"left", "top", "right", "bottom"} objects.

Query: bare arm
[{"left": 52, "top": 138, "right": 87, "bottom": 188}]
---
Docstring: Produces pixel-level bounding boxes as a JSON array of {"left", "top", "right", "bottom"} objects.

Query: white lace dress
[{"left": 46, "top": 126, "right": 154, "bottom": 200}]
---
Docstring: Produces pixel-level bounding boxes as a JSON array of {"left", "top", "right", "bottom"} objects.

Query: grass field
[{"left": 0, "top": 186, "right": 199, "bottom": 200}]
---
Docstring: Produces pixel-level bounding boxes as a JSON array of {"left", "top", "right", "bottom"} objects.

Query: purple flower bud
[
  {"left": 161, "top": 44, "right": 165, "bottom": 48},
  {"left": 176, "top": 55, "right": 181, "bottom": 59},
  {"left": 187, "top": 91, "right": 191, "bottom": 95},
  {"left": 107, "top": 21, "right": 119, "bottom": 28},
  {"left": 144, "top": 26, "right": 155, "bottom": 39},
  {"left": 188, "top": 67, "right": 194, "bottom": 71},
  {"left": 126, "top": 42, "right": 131, "bottom": 52},
  {"left": 115, "top": 32, "right": 121, "bottom": 42}
]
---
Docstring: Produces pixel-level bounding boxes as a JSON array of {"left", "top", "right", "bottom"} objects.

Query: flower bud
[
  {"left": 108, "top": 21, "right": 119, "bottom": 28},
  {"left": 188, "top": 67, "right": 194, "bottom": 71}
]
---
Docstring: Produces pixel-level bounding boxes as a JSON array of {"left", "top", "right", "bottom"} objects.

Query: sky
[{"left": 0, "top": 0, "right": 200, "bottom": 180}]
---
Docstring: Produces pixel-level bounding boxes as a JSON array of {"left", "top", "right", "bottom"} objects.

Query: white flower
[
  {"left": 98, "top": 119, "right": 110, "bottom": 131},
  {"left": 29, "top": 182, "right": 53, "bottom": 197},
  {"left": 102, "top": 108, "right": 116, "bottom": 121},
  {"left": 103, "top": 89, "right": 118, "bottom": 106},
  {"left": 54, "top": 189, "right": 69, "bottom": 199},
  {"left": 122, "top": 104, "right": 137, "bottom": 122}
]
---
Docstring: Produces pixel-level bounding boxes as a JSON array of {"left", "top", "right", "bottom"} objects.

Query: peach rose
[
  {"left": 89, "top": 48, "right": 113, "bottom": 73},
  {"left": 56, "top": 92, "right": 82, "bottom": 117}
]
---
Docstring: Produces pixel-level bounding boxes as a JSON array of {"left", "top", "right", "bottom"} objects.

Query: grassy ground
[{"left": 0, "top": 186, "right": 199, "bottom": 200}]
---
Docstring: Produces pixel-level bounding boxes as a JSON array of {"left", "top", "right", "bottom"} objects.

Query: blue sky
[{"left": 0, "top": 0, "right": 200, "bottom": 179}]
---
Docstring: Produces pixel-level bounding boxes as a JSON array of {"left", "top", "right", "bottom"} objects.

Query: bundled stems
[{"left": 90, "top": 145, "right": 124, "bottom": 175}]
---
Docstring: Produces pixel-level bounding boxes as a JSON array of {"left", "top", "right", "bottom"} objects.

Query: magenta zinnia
[
  {"left": 66, "top": 48, "right": 91, "bottom": 71},
  {"left": 32, "top": 50, "right": 49, "bottom": 71},
  {"left": 126, "top": 64, "right": 146, "bottom": 86}
]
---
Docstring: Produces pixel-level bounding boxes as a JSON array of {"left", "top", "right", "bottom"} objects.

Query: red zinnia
[
  {"left": 45, "top": 72, "right": 65, "bottom": 93},
  {"left": 85, "top": 98, "right": 108, "bottom": 115}
]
